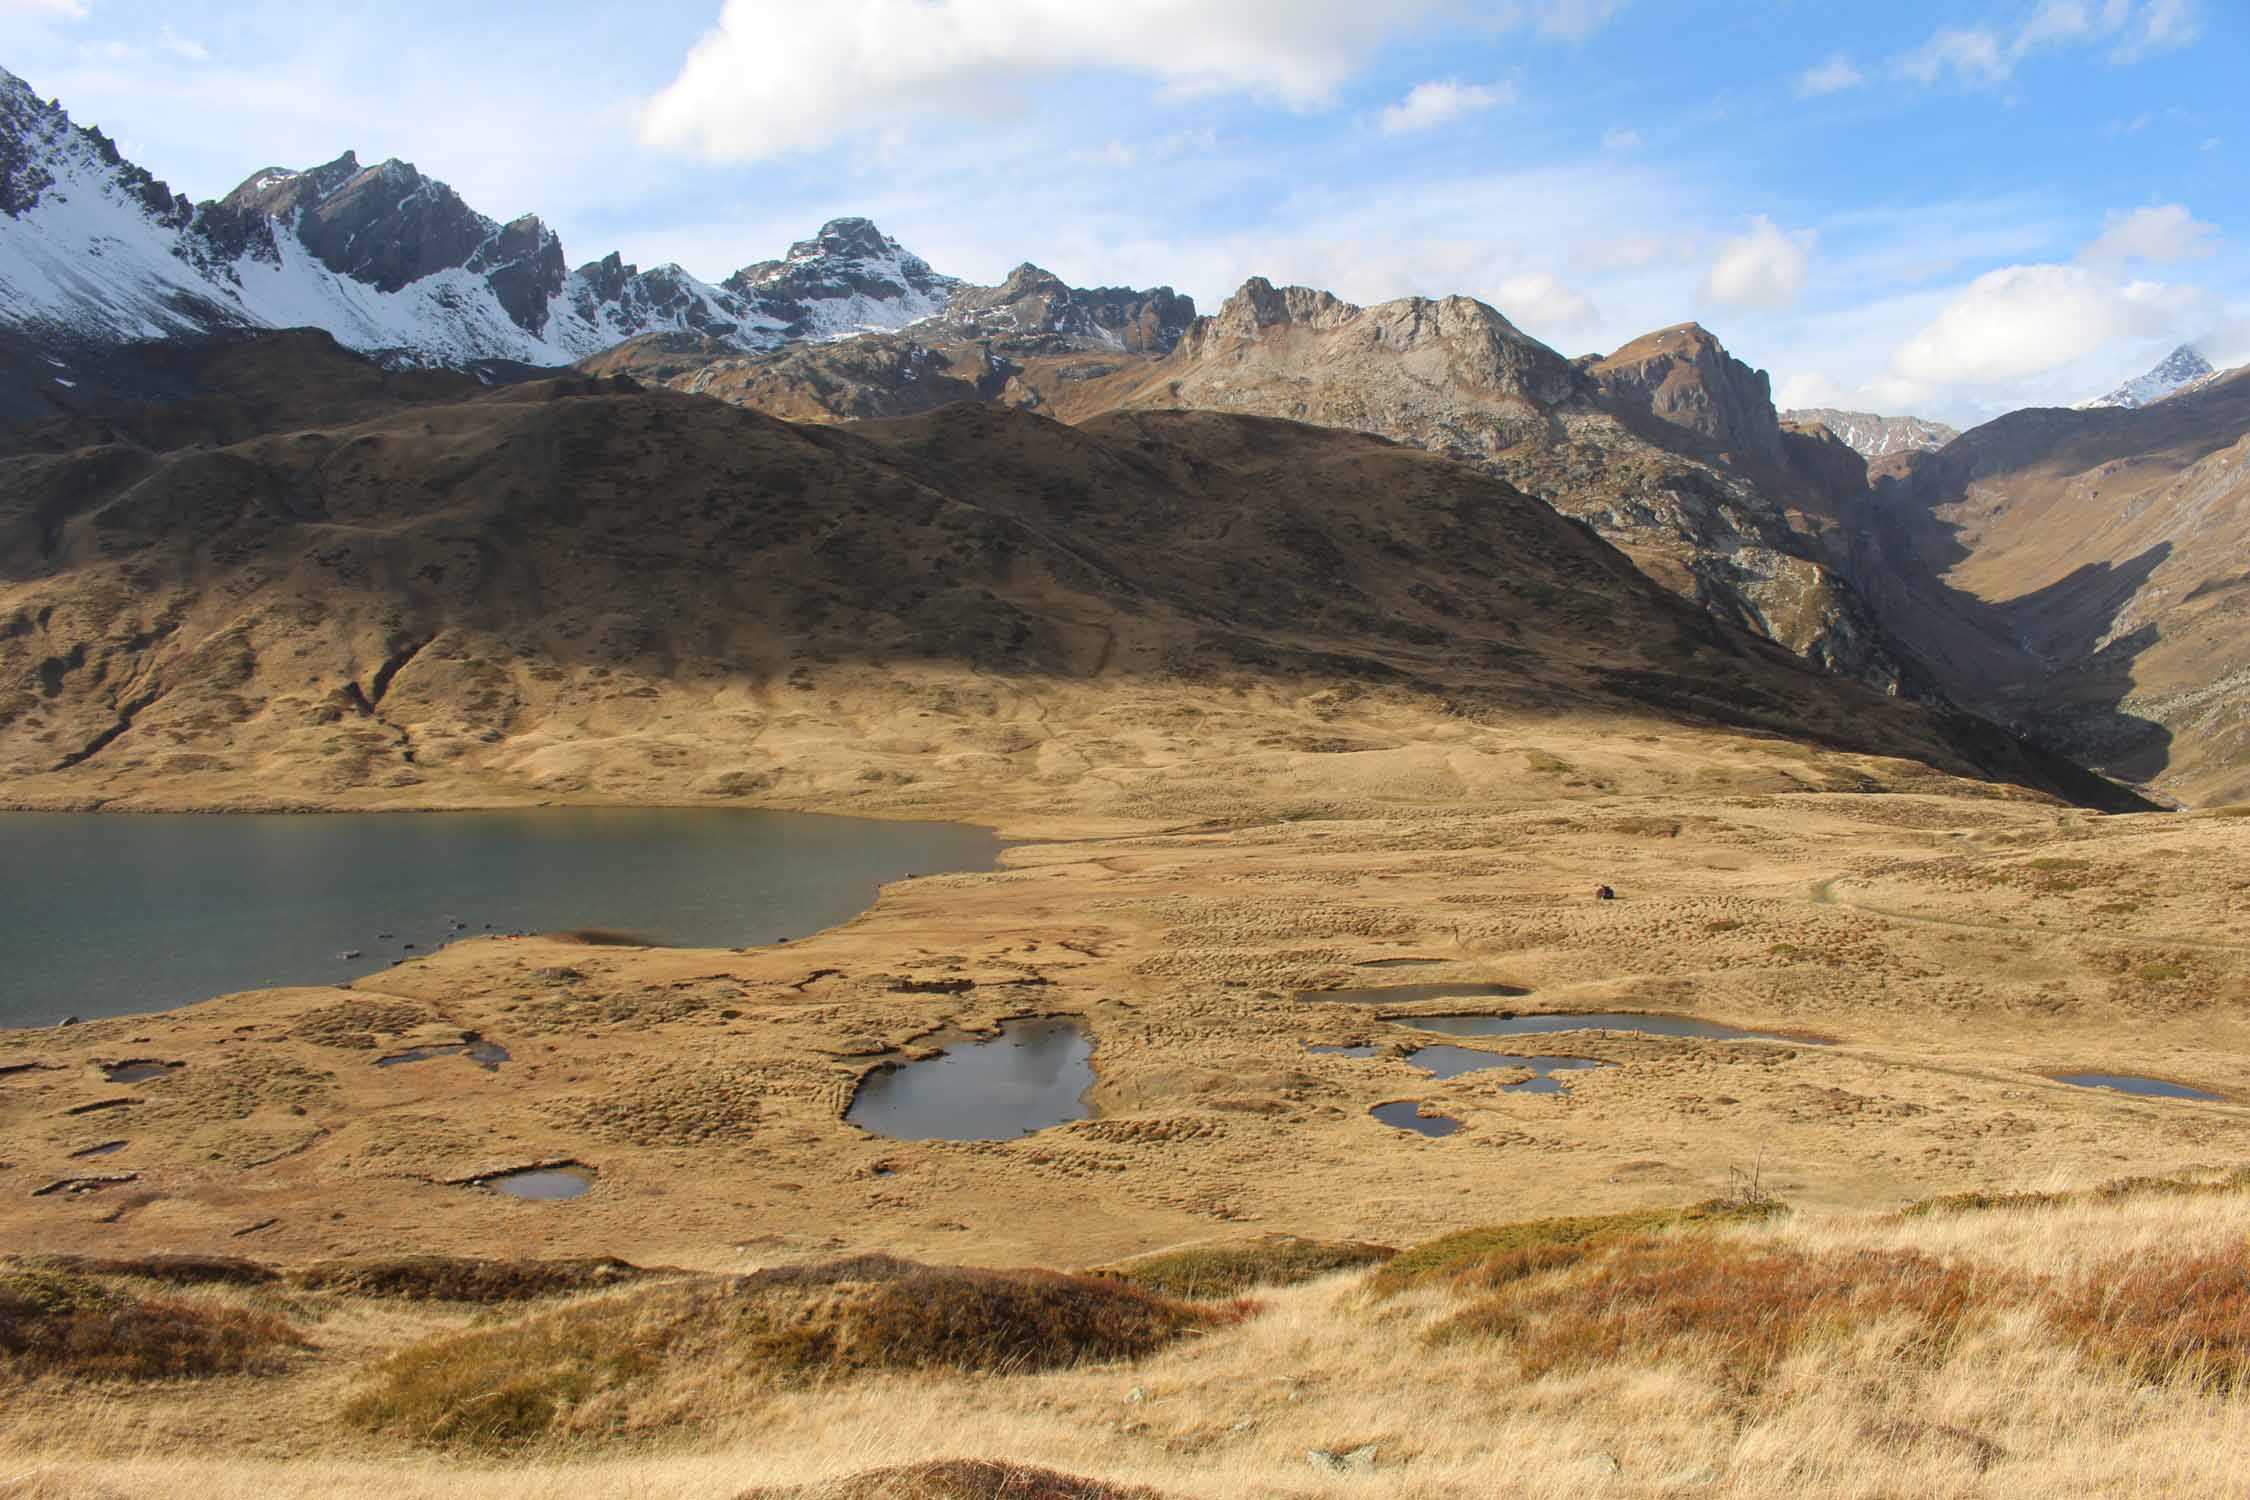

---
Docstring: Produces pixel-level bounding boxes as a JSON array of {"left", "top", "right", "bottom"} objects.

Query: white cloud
[
  {"left": 1379, "top": 79, "right": 1511, "bottom": 135},
  {"left": 1897, "top": 1, "right": 2202, "bottom": 88},
  {"left": 1699, "top": 216, "right": 1813, "bottom": 312},
  {"left": 1514, "top": 0, "right": 1630, "bottom": 42},
  {"left": 0, "top": 0, "right": 88, "bottom": 15},
  {"left": 1897, "top": 26, "right": 2010, "bottom": 87},
  {"left": 1496, "top": 271, "right": 1598, "bottom": 334},
  {"left": 643, "top": 1, "right": 1466, "bottom": 162},
  {"left": 1890, "top": 263, "right": 2208, "bottom": 384},
  {"left": 1600, "top": 125, "right": 1642, "bottom": 150},
  {"left": 1775, "top": 371, "right": 1845, "bottom": 409},
  {"left": 2082, "top": 203, "right": 2219, "bottom": 266},
  {"left": 1793, "top": 53, "right": 1865, "bottom": 98},
  {"left": 2113, "top": 0, "right": 2202, "bottom": 60}
]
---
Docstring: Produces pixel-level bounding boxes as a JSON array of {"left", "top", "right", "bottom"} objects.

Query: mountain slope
[
  {"left": 0, "top": 335, "right": 2142, "bottom": 815},
  {"left": 1847, "top": 366, "right": 2250, "bottom": 803}
]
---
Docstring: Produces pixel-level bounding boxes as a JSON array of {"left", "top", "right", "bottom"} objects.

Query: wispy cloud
[
  {"left": 2081, "top": 203, "right": 2219, "bottom": 266},
  {"left": 1896, "top": 0, "right": 2204, "bottom": 89},
  {"left": 1793, "top": 53, "right": 1865, "bottom": 99},
  {"left": 1379, "top": 79, "right": 1511, "bottom": 134},
  {"left": 1601, "top": 125, "right": 1642, "bottom": 150}
]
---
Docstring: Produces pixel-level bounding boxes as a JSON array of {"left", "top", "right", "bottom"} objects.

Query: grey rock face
[{"left": 948, "top": 262, "right": 1195, "bottom": 352}]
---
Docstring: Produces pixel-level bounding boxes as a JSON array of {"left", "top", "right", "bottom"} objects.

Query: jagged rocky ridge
[
  {"left": 1783, "top": 408, "right": 1960, "bottom": 460},
  {"left": 0, "top": 65, "right": 1179, "bottom": 395}
]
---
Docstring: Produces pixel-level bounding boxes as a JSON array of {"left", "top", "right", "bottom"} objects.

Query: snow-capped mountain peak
[
  {"left": 2077, "top": 345, "right": 2217, "bottom": 410},
  {"left": 0, "top": 65, "right": 969, "bottom": 369}
]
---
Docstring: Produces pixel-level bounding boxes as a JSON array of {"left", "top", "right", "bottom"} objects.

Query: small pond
[
  {"left": 1370, "top": 1101, "right": 1463, "bottom": 1136},
  {"left": 1406, "top": 1044, "right": 1611, "bottom": 1092},
  {"left": 101, "top": 1060, "right": 181, "bottom": 1083},
  {"left": 1396, "top": 1012, "right": 1830, "bottom": 1045},
  {"left": 479, "top": 1165, "right": 595, "bottom": 1200},
  {"left": 845, "top": 1018, "right": 1095, "bottom": 1141},
  {"left": 1299, "top": 982, "right": 1531, "bottom": 1005},
  {"left": 1305, "top": 1043, "right": 1380, "bottom": 1058},
  {"left": 2051, "top": 1073, "right": 2222, "bottom": 1102},
  {"left": 378, "top": 1039, "right": 510, "bottom": 1072}
]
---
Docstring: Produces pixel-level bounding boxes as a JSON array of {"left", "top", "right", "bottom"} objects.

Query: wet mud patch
[{"left": 1299, "top": 981, "right": 1531, "bottom": 1005}]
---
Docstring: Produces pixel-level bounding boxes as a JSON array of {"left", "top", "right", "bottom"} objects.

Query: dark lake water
[
  {"left": 0, "top": 809, "right": 1005, "bottom": 1029},
  {"left": 845, "top": 1018, "right": 1095, "bottom": 1141}
]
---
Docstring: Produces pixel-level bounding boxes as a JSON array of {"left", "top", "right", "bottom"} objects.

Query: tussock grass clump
[
  {"left": 0, "top": 1269, "right": 305, "bottom": 1381},
  {"left": 1083, "top": 1235, "right": 1394, "bottom": 1298},
  {"left": 1429, "top": 1237, "right": 2012, "bottom": 1383},
  {"left": 2053, "top": 1242, "right": 2250, "bottom": 1390},
  {"left": 12, "top": 1254, "right": 280, "bottom": 1288},
  {"left": 343, "top": 1255, "right": 1248, "bottom": 1451},
  {"left": 738, "top": 1458, "right": 1167, "bottom": 1500},
  {"left": 294, "top": 1255, "right": 652, "bottom": 1302},
  {"left": 1372, "top": 1198, "right": 1782, "bottom": 1295},
  {"left": 1895, "top": 1166, "right": 2250, "bottom": 1220}
]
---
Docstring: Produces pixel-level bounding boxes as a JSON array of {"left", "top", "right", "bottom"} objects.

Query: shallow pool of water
[
  {"left": 1406, "top": 1044, "right": 1611, "bottom": 1092},
  {"left": 480, "top": 1165, "right": 595, "bottom": 1200},
  {"left": 846, "top": 1018, "right": 1095, "bottom": 1141},
  {"left": 2051, "top": 1072, "right": 2222, "bottom": 1101},
  {"left": 377, "top": 1039, "right": 511, "bottom": 1072},
  {"left": 0, "top": 809, "right": 1006, "bottom": 1028},
  {"left": 1397, "top": 1012, "right": 1829, "bottom": 1044},
  {"left": 1305, "top": 1043, "right": 1381, "bottom": 1058},
  {"left": 1370, "top": 1101, "right": 1463, "bottom": 1136},
  {"left": 1298, "top": 982, "right": 1531, "bottom": 1005},
  {"left": 101, "top": 1060, "right": 180, "bottom": 1083}
]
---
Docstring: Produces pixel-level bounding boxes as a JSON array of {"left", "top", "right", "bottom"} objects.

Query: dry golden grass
[
  {"left": 6, "top": 1183, "right": 2250, "bottom": 1497},
  {"left": 1083, "top": 1236, "right": 1394, "bottom": 1299}
]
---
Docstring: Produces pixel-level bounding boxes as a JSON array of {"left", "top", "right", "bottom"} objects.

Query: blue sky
[{"left": 0, "top": 0, "right": 2241, "bottom": 424}]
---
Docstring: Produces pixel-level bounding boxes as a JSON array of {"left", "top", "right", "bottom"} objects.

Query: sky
[{"left": 0, "top": 0, "right": 2242, "bottom": 425}]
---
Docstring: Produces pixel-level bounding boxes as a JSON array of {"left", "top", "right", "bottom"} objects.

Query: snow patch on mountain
[
  {"left": 0, "top": 66, "right": 954, "bottom": 368},
  {"left": 2077, "top": 345, "right": 2217, "bottom": 410}
]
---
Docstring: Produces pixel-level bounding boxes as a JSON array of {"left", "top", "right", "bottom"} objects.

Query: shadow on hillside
[{"left": 1846, "top": 475, "right": 2174, "bottom": 788}]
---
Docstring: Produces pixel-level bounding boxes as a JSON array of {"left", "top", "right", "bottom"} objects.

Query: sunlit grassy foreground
[{"left": 7, "top": 1173, "right": 2250, "bottom": 1498}]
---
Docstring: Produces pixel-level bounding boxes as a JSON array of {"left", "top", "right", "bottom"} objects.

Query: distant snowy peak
[
  {"left": 2078, "top": 345, "right": 2217, "bottom": 410},
  {"left": 722, "top": 216, "right": 960, "bottom": 340},
  {"left": 1782, "top": 407, "right": 1960, "bottom": 459},
  {"left": 0, "top": 65, "right": 960, "bottom": 369}
]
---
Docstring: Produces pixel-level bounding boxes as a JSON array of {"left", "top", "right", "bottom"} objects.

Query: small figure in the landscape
[{"left": 1594, "top": 885, "right": 1616, "bottom": 901}]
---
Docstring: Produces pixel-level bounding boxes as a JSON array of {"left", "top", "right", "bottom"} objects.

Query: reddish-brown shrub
[
  {"left": 738, "top": 1458, "right": 1167, "bottom": 1500},
  {"left": 1431, "top": 1237, "right": 2009, "bottom": 1385},
  {"left": 2052, "top": 1244, "right": 2250, "bottom": 1390},
  {"left": 0, "top": 1270, "right": 305, "bottom": 1381}
]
